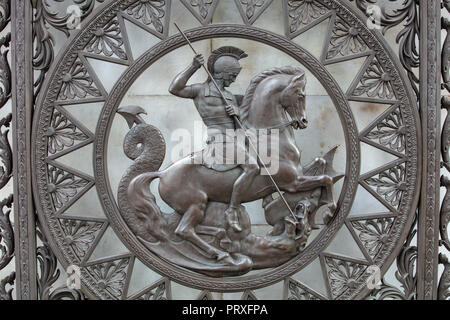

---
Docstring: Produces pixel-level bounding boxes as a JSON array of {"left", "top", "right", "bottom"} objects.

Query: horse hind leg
[
  {"left": 175, "top": 198, "right": 230, "bottom": 261},
  {"left": 319, "top": 180, "right": 337, "bottom": 224}
]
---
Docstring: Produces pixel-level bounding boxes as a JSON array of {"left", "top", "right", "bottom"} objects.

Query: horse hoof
[
  {"left": 219, "top": 238, "right": 232, "bottom": 251},
  {"left": 329, "top": 202, "right": 337, "bottom": 211},
  {"left": 230, "top": 222, "right": 243, "bottom": 233},
  {"left": 225, "top": 207, "right": 243, "bottom": 232},
  {"left": 216, "top": 251, "right": 230, "bottom": 261},
  {"left": 322, "top": 208, "right": 334, "bottom": 225}
]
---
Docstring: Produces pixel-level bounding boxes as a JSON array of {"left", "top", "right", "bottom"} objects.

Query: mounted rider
[{"left": 169, "top": 46, "right": 260, "bottom": 233}]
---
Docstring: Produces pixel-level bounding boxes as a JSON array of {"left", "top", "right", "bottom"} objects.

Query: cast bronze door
[{"left": 0, "top": 0, "right": 448, "bottom": 300}]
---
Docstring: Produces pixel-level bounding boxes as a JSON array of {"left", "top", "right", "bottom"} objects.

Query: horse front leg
[
  {"left": 285, "top": 175, "right": 333, "bottom": 194},
  {"left": 284, "top": 175, "right": 336, "bottom": 224}
]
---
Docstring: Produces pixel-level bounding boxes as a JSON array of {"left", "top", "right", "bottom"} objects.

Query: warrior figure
[{"left": 169, "top": 46, "right": 259, "bottom": 232}]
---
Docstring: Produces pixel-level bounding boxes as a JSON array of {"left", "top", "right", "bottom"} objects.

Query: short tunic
[{"left": 193, "top": 81, "right": 258, "bottom": 172}]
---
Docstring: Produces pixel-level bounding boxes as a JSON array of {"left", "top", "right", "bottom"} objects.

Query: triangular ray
[
  {"left": 322, "top": 14, "right": 372, "bottom": 64},
  {"left": 85, "top": 255, "right": 132, "bottom": 299},
  {"left": 63, "top": 187, "right": 107, "bottom": 220},
  {"left": 127, "top": 259, "right": 166, "bottom": 298},
  {"left": 284, "top": 277, "right": 325, "bottom": 300},
  {"left": 180, "top": 0, "right": 220, "bottom": 25},
  {"left": 291, "top": 17, "right": 330, "bottom": 59},
  {"left": 360, "top": 160, "right": 407, "bottom": 213},
  {"left": 234, "top": 0, "right": 274, "bottom": 25},
  {"left": 211, "top": 0, "right": 245, "bottom": 24},
  {"left": 170, "top": 282, "right": 202, "bottom": 300},
  {"left": 83, "top": 16, "right": 131, "bottom": 64},
  {"left": 291, "top": 257, "right": 329, "bottom": 298},
  {"left": 46, "top": 161, "right": 94, "bottom": 215},
  {"left": 326, "top": 56, "right": 367, "bottom": 94},
  {"left": 360, "top": 104, "right": 406, "bottom": 158},
  {"left": 324, "top": 224, "right": 368, "bottom": 262},
  {"left": 349, "top": 184, "right": 393, "bottom": 218},
  {"left": 241, "top": 290, "right": 258, "bottom": 300},
  {"left": 321, "top": 253, "right": 368, "bottom": 299},
  {"left": 59, "top": 102, "right": 103, "bottom": 133},
  {"left": 122, "top": 18, "right": 162, "bottom": 59},
  {"left": 348, "top": 55, "right": 398, "bottom": 103},
  {"left": 360, "top": 142, "right": 399, "bottom": 175},
  {"left": 56, "top": 57, "right": 107, "bottom": 104},
  {"left": 349, "top": 101, "right": 392, "bottom": 133},
  {"left": 252, "top": 281, "right": 284, "bottom": 299},
  {"left": 52, "top": 143, "right": 94, "bottom": 176},
  {"left": 84, "top": 57, "right": 128, "bottom": 93},
  {"left": 283, "top": 0, "right": 331, "bottom": 39},
  {"left": 197, "top": 290, "right": 214, "bottom": 300},
  {"left": 252, "top": 0, "right": 284, "bottom": 34},
  {"left": 129, "top": 278, "right": 171, "bottom": 300},
  {"left": 58, "top": 217, "right": 107, "bottom": 262},
  {"left": 122, "top": 1, "right": 171, "bottom": 39},
  {"left": 88, "top": 227, "right": 131, "bottom": 262},
  {"left": 346, "top": 215, "right": 396, "bottom": 261},
  {"left": 46, "top": 105, "right": 93, "bottom": 160}
]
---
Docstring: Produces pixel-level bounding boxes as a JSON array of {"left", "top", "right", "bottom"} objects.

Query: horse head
[
  {"left": 280, "top": 70, "right": 307, "bottom": 130},
  {"left": 240, "top": 66, "right": 307, "bottom": 131}
]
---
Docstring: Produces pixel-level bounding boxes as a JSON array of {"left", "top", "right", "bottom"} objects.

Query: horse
[{"left": 121, "top": 66, "right": 337, "bottom": 268}]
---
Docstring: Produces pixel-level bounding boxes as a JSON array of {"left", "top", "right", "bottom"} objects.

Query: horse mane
[{"left": 239, "top": 66, "right": 305, "bottom": 123}]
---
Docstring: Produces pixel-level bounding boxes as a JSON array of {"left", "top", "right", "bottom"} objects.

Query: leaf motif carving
[
  {"left": 86, "top": 18, "right": 127, "bottom": 60},
  {"left": 0, "top": 272, "right": 15, "bottom": 300},
  {"left": 325, "top": 257, "right": 366, "bottom": 298},
  {"left": 349, "top": 0, "right": 419, "bottom": 96},
  {"left": 0, "top": 0, "right": 10, "bottom": 32},
  {"left": 58, "top": 60, "right": 102, "bottom": 101},
  {"left": 126, "top": 0, "right": 166, "bottom": 33},
  {"left": 326, "top": 18, "right": 367, "bottom": 60},
  {"left": 365, "top": 107, "right": 405, "bottom": 153},
  {"left": 60, "top": 219, "right": 103, "bottom": 259},
  {"left": 353, "top": 59, "right": 395, "bottom": 100},
  {"left": 351, "top": 217, "right": 395, "bottom": 258},
  {"left": 0, "top": 33, "right": 11, "bottom": 110},
  {"left": 365, "top": 164, "right": 406, "bottom": 209},
  {"left": 46, "top": 109, "right": 89, "bottom": 155},
  {"left": 32, "top": 0, "right": 104, "bottom": 97},
  {"left": 37, "top": 227, "right": 85, "bottom": 300},
  {"left": 287, "top": 0, "right": 328, "bottom": 33},
  {"left": 0, "top": 195, "right": 13, "bottom": 270},
  {"left": 47, "top": 166, "right": 90, "bottom": 210},
  {"left": 366, "top": 229, "right": 417, "bottom": 300},
  {"left": 240, "top": 0, "right": 265, "bottom": 20},
  {"left": 286, "top": 279, "right": 320, "bottom": 300},
  {"left": 190, "top": 0, "right": 213, "bottom": 18},
  {"left": 87, "top": 258, "right": 129, "bottom": 298},
  {"left": 137, "top": 282, "right": 167, "bottom": 300},
  {"left": 0, "top": 113, "right": 12, "bottom": 189}
]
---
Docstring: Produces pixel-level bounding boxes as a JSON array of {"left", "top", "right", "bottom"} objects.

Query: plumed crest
[{"left": 207, "top": 46, "right": 248, "bottom": 73}]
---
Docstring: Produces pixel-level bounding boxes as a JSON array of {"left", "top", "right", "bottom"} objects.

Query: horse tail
[{"left": 127, "top": 172, "right": 167, "bottom": 241}]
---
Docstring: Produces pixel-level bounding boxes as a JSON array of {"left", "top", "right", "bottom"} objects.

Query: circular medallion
[{"left": 32, "top": 0, "right": 420, "bottom": 300}]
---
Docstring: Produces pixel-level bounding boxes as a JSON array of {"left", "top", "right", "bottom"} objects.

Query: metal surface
[{"left": 1, "top": 0, "right": 445, "bottom": 300}]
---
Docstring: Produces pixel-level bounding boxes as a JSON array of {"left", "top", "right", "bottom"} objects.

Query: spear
[{"left": 174, "top": 23, "right": 298, "bottom": 223}]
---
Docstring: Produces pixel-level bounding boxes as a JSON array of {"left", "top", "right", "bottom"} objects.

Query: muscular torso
[{"left": 193, "top": 81, "right": 238, "bottom": 132}]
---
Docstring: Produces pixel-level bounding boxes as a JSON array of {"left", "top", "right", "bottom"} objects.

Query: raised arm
[{"left": 168, "top": 54, "right": 204, "bottom": 98}]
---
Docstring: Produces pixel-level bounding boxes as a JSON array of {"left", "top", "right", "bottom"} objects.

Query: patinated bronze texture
[{"left": 5, "top": 0, "right": 443, "bottom": 301}]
